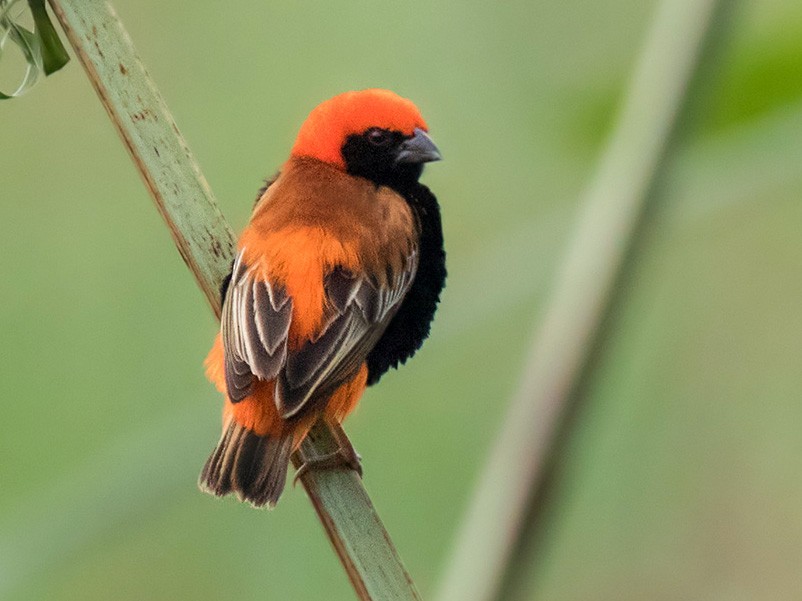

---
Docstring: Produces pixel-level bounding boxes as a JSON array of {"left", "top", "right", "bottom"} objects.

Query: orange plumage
[{"left": 200, "top": 89, "right": 445, "bottom": 507}]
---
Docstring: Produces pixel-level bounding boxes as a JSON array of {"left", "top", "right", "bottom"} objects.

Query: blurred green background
[{"left": 3, "top": 1, "right": 802, "bottom": 599}]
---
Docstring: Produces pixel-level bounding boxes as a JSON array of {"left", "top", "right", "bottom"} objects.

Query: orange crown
[{"left": 290, "top": 89, "right": 428, "bottom": 169}]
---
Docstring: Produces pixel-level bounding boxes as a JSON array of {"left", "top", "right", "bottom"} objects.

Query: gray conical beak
[{"left": 395, "top": 128, "right": 442, "bottom": 165}]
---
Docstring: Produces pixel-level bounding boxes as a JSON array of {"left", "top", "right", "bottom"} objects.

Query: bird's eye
[{"left": 366, "top": 128, "right": 392, "bottom": 146}]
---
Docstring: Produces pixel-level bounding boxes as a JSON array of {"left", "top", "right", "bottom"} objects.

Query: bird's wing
[
  {"left": 221, "top": 247, "right": 418, "bottom": 417},
  {"left": 221, "top": 250, "right": 293, "bottom": 402},
  {"left": 276, "top": 252, "right": 418, "bottom": 418}
]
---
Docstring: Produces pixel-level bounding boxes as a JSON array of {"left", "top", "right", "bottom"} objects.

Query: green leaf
[
  {"left": 0, "top": 0, "right": 68, "bottom": 99},
  {"left": 28, "top": 0, "right": 68, "bottom": 74},
  {"left": 0, "top": 0, "right": 41, "bottom": 98}
]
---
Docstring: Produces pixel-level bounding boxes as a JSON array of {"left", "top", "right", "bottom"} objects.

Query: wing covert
[
  {"left": 276, "top": 250, "right": 418, "bottom": 418},
  {"left": 222, "top": 250, "right": 292, "bottom": 402},
  {"left": 222, "top": 247, "right": 419, "bottom": 418}
]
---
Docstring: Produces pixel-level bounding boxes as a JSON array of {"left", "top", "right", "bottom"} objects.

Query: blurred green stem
[
  {"left": 436, "top": 1, "right": 722, "bottom": 601},
  {"left": 46, "top": 1, "right": 420, "bottom": 599}
]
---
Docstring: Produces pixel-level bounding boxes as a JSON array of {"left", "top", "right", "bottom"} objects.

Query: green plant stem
[
  {"left": 46, "top": 1, "right": 420, "bottom": 599},
  {"left": 435, "top": 1, "right": 722, "bottom": 601}
]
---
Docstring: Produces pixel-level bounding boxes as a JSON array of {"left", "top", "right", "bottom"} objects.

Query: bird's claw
[{"left": 293, "top": 446, "right": 363, "bottom": 487}]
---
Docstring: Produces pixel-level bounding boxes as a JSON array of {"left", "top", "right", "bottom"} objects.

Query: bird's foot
[{"left": 293, "top": 445, "right": 362, "bottom": 486}]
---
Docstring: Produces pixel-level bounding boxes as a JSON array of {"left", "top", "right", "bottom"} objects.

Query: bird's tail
[{"left": 199, "top": 420, "right": 293, "bottom": 508}]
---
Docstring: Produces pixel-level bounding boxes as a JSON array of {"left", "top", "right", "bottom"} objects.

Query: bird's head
[{"left": 290, "top": 89, "right": 441, "bottom": 189}]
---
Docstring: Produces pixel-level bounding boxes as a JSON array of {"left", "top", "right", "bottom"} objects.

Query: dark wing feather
[
  {"left": 222, "top": 247, "right": 418, "bottom": 417},
  {"left": 276, "top": 251, "right": 418, "bottom": 419},
  {"left": 222, "top": 250, "right": 292, "bottom": 402}
]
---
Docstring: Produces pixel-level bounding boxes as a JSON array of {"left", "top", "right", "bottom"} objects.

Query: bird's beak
[{"left": 395, "top": 128, "right": 442, "bottom": 165}]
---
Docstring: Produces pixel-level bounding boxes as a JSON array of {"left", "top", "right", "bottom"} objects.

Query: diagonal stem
[
  {"left": 46, "top": 1, "right": 420, "bottom": 599},
  {"left": 435, "top": 1, "right": 723, "bottom": 600}
]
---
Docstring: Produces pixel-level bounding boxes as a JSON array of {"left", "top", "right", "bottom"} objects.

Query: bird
[{"left": 199, "top": 89, "right": 446, "bottom": 508}]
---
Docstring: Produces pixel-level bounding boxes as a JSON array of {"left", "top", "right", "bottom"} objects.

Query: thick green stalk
[
  {"left": 435, "top": 1, "right": 722, "bottom": 601},
  {"left": 46, "top": 1, "right": 420, "bottom": 599}
]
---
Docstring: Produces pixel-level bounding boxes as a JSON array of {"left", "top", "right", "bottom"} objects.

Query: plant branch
[
  {"left": 435, "top": 1, "right": 722, "bottom": 600},
  {"left": 46, "top": 1, "right": 420, "bottom": 599}
]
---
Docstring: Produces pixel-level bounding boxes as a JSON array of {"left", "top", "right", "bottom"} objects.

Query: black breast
[{"left": 366, "top": 183, "right": 446, "bottom": 385}]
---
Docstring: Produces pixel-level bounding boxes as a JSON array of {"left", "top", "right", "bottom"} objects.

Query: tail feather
[{"left": 199, "top": 421, "right": 293, "bottom": 508}]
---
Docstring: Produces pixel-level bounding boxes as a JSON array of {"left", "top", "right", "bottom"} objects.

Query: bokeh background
[{"left": 3, "top": 1, "right": 802, "bottom": 599}]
